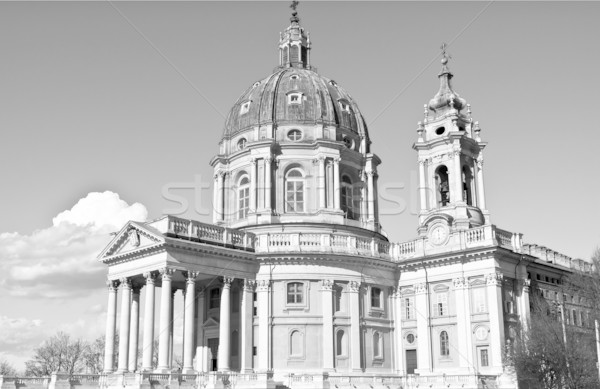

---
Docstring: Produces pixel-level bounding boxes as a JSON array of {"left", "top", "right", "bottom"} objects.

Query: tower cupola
[{"left": 413, "top": 45, "right": 490, "bottom": 236}]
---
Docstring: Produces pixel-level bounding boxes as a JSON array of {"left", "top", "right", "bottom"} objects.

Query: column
[
  {"left": 318, "top": 157, "right": 326, "bottom": 209},
  {"left": 452, "top": 149, "right": 463, "bottom": 203},
  {"left": 103, "top": 280, "right": 119, "bottom": 373},
  {"left": 414, "top": 282, "right": 432, "bottom": 373},
  {"left": 518, "top": 279, "right": 531, "bottom": 330},
  {"left": 348, "top": 281, "right": 362, "bottom": 372},
  {"left": 117, "top": 278, "right": 132, "bottom": 372},
  {"left": 240, "top": 279, "right": 256, "bottom": 373},
  {"left": 392, "top": 287, "right": 404, "bottom": 374},
  {"left": 169, "top": 289, "right": 175, "bottom": 369},
  {"left": 217, "top": 172, "right": 225, "bottom": 221},
  {"left": 333, "top": 158, "right": 340, "bottom": 210},
  {"left": 476, "top": 158, "right": 486, "bottom": 209},
  {"left": 250, "top": 158, "right": 257, "bottom": 212},
  {"left": 196, "top": 289, "right": 207, "bottom": 373},
  {"left": 264, "top": 158, "right": 272, "bottom": 211},
  {"left": 183, "top": 272, "right": 197, "bottom": 373},
  {"left": 367, "top": 171, "right": 375, "bottom": 221},
  {"left": 157, "top": 268, "right": 173, "bottom": 372},
  {"left": 218, "top": 277, "right": 233, "bottom": 372},
  {"left": 418, "top": 160, "right": 427, "bottom": 211},
  {"left": 213, "top": 174, "right": 219, "bottom": 223},
  {"left": 142, "top": 272, "right": 156, "bottom": 371},
  {"left": 486, "top": 272, "right": 505, "bottom": 373},
  {"left": 453, "top": 277, "right": 473, "bottom": 370},
  {"left": 128, "top": 284, "right": 141, "bottom": 372},
  {"left": 321, "top": 280, "right": 335, "bottom": 371},
  {"left": 256, "top": 280, "right": 270, "bottom": 371}
]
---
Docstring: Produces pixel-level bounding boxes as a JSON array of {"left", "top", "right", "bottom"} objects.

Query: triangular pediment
[
  {"left": 203, "top": 317, "right": 220, "bottom": 328},
  {"left": 98, "top": 221, "right": 165, "bottom": 260}
]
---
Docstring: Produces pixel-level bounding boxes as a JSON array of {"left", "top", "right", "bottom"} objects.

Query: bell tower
[{"left": 414, "top": 46, "right": 489, "bottom": 237}]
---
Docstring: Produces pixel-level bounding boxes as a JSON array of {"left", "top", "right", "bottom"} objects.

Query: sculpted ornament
[
  {"left": 120, "top": 277, "right": 132, "bottom": 289},
  {"left": 453, "top": 277, "right": 467, "bottom": 289},
  {"left": 160, "top": 267, "right": 175, "bottom": 280},
  {"left": 222, "top": 276, "right": 234, "bottom": 287},
  {"left": 143, "top": 271, "right": 157, "bottom": 284},
  {"left": 106, "top": 279, "right": 120, "bottom": 291},
  {"left": 414, "top": 282, "right": 427, "bottom": 294},
  {"left": 128, "top": 229, "right": 140, "bottom": 247},
  {"left": 256, "top": 279, "right": 270, "bottom": 291}
]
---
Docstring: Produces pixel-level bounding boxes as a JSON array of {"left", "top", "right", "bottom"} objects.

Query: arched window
[
  {"left": 290, "top": 330, "right": 303, "bottom": 356},
  {"left": 336, "top": 330, "right": 347, "bottom": 356},
  {"left": 238, "top": 176, "right": 250, "bottom": 219},
  {"left": 435, "top": 165, "right": 450, "bottom": 207},
  {"left": 462, "top": 166, "right": 474, "bottom": 205},
  {"left": 341, "top": 176, "right": 360, "bottom": 220},
  {"left": 285, "top": 169, "right": 305, "bottom": 212},
  {"left": 440, "top": 331, "right": 450, "bottom": 356},
  {"left": 373, "top": 332, "right": 383, "bottom": 358},
  {"left": 371, "top": 287, "right": 382, "bottom": 309}
]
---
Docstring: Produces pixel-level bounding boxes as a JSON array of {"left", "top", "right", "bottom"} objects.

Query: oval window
[
  {"left": 288, "top": 129, "right": 302, "bottom": 141},
  {"left": 237, "top": 138, "right": 247, "bottom": 150},
  {"left": 343, "top": 136, "right": 353, "bottom": 149},
  {"left": 406, "top": 333, "right": 415, "bottom": 344},
  {"left": 435, "top": 126, "right": 446, "bottom": 135}
]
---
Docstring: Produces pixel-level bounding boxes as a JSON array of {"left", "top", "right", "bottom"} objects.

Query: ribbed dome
[{"left": 222, "top": 67, "right": 369, "bottom": 141}]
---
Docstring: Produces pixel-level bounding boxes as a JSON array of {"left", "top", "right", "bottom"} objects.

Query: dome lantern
[
  {"left": 279, "top": 1, "right": 311, "bottom": 69},
  {"left": 427, "top": 44, "right": 467, "bottom": 118}
]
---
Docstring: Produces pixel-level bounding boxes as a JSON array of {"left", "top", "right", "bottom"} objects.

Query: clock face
[{"left": 430, "top": 225, "right": 449, "bottom": 245}]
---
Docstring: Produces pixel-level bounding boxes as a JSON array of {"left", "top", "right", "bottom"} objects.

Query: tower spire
[{"left": 427, "top": 43, "right": 466, "bottom": 117}]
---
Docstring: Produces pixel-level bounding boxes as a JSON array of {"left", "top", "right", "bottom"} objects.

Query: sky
[{"left": 1, "top": 1, "right": 599, "bottom": 371}]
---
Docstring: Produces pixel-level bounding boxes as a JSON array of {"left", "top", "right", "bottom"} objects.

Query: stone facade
[{"left": 91, "top": 8, "right": 593, "bottom": 389}]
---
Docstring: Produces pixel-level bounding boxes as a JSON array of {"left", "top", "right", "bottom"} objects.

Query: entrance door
[
  {"left": 405, "top": 350, "right": 417, "bottom": 374},
  {"left": 208, "top": 338, "right": 219, "bottom": 371}
]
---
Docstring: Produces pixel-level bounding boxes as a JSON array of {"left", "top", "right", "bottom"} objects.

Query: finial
[{"left": 290, "top": 1, "right": 300, "bottom": 22}]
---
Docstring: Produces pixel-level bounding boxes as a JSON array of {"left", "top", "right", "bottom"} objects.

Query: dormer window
[
  {"left": 252, "top": 81, "right": 260, "bottom": 88},
  {"left": 240, "top": 101, "right": 251, "bottom": 114},
  {"left": 339, "top": 101, "right": 351, "bottom": 113},
  {"left": 288, "top": 92, "right": 303, "bottom": 105},
  {"left": 290, "top": 74, "right": 299, "bottom": 80}
]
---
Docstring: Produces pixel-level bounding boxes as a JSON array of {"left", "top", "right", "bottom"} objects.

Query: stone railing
[
  {"left": 255, "top": 232, "right": 395, "bottom": 261},
  {"left": 164, "top": 216, "right": 256, "bottom": 252},
  {"left": 523, "top": 243, "right": 592, "bottom": 272}
]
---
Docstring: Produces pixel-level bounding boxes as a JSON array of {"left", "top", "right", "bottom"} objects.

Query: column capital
[
  {"left": 453, "top": 277, "right": 467, "bottom": 289},
  {"left": 348, "top": 281, "right": 361, "bottom": 293},
  {"left": 249, "top": 158, "right": 257, "bottom": 165},
  {"left": 414, "top": 282, "right": 428, "bottom": 294},
  {"left": 390, "top": 286, "right": 401, "bottom": 298},
  {"left": 120, "top": 278, "right": 132, "bottom": 289},
  {"left": 184, "top": 271, "right": 199, "bottom": 283},
  {"left": 486, "top": 272, "right": 503, "bottom": 286},
  {"left": 256, "top": 279, "right": 270, "bottom": 291},
  {"left": 333, "top": 157, "right": 341, "bottom": 164},
  {"left": 321, "top": 279, "right": 334, "bottom": 291},
  {"left": 159, "top": 267, "right": 175, "bottom": 280},
  {"left": 143, "top": 271, "right": 158, "bottom": 284},
  {"left": 131, "top": 282, "right": 143, "bottom": 294},
  {"left": 243, "top": 279, "right": 256, "bottom": 292},
  {"left": 477, "top": 159, "right": 484, "bottom": 168},
  {"left": 222, "top": 276, "right": 234, "bottom": 287},
  {"left": 106, "top": 279, "right": 120, "bottom": 291},
  {"left": 518, "top": 278, "right": 531, "bottom": 292}
]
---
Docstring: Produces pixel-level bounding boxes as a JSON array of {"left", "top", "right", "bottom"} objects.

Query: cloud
[
  {"left": 0, "top": 191, "right": 148, "bottom": 299},
  {"left": 0, "top": 315, "right": 49, "bottom": 370}
]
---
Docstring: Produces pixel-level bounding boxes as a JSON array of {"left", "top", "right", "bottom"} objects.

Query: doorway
[
  {"left": 208, "top": 338, "right": 219, "bottom": 371},
  {"left": 405, "top": 349, "right": 417, "bottom": 374}
]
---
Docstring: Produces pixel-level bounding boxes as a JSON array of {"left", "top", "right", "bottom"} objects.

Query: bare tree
[
  {"left": 0, "top": 359, "right": 17, "bottom": 376},
  {"left": 508, "top": 248, "right": 600, "bottom": 389},
  {"left": 24, "top": 332, "right": 87, "bottom": 376}
]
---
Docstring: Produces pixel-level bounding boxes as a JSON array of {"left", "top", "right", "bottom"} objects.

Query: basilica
[{"left": 96, "top": 7, "right": 592, "bottom": 389}]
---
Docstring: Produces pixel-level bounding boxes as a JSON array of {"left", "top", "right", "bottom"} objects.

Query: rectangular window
[
  {"left": 437, "top": 293, "right": 447, "bottom": 316},
  {"left": 480, "top": 349, "right": 489, "bottom": 367},
  {"left": 472, "top": 289, "right": 486, "bottom": 313},
  {"left": 371, "top": 287, "right": 382, "bottom": 309},
  {"left": 286, "top": 181, "right": 304, "bottom": 212},
  {"left": 238, "top": 187, "right": 249, "bottom": 219},
  {"left": 404, "top": 297, "right": 414, "bottom": 320},
  {"left": 209, "top": 288, "right": 220, "bottom": 309},
  {"left": 287, "top": 282, "right": 304, "bottom": 304}
]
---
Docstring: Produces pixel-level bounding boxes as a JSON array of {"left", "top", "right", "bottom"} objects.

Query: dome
[{"left": 222, "top": 67, "right": 369, "bottom": 142}]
